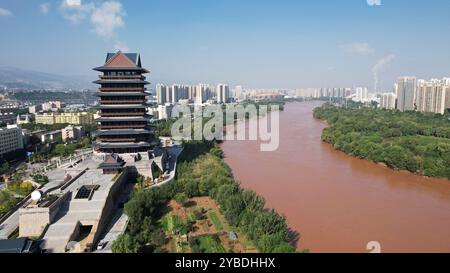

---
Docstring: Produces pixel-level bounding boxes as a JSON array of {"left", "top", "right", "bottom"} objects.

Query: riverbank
[
  {"left": 313, "top": 103, "right": 450, "bottom": 180},
  {"left": 113, "top": 141, "right": 300, "bottom": 253}
]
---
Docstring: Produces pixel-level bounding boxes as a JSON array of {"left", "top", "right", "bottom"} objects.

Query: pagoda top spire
[{"left": 93, "top": 51, "right": 149, "bottom": 73}]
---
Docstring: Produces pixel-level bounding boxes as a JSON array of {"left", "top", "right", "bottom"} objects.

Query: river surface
[{"left": 221, "top": 101, "right": 450, "bottom": 253}]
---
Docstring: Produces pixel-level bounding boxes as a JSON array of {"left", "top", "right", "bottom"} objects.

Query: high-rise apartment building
[
  {"left": 156, "top": 84, "right": 167, "bottom": 104},
  {"left": 380, "top": 93, "right": 397, "bottom": 110},
  {"left": 416, "top": 79, "right": 449, "bottom": 114},
  {"left": 195, "top": 84, "right": 214, "bottom": 104},
  {"left": 156, "top": 84, "right": 191, "bottom": 104},
  {"left": 234, "top": 85, "right": 243, "bottom": 100},
  {"left": 171, "top": 84, "right": 189, "bottom": 104},
  {"left": 216, "top": 84, "right": 230, "bottom": 104},
  {"left": 188, "top": 85, "right": 197, "bottom": 101},
  {"left": 396, "top": 77, "right": 416, "bottom": 112},
  {"left": 355, "top": 87, "right": 369, "bottom": 102},
  {"left": 442, "top": 78, "right": 450, "bottom": 111}
]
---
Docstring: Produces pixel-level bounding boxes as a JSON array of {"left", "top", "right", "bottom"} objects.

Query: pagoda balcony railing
[
  {"left": 100, "top": 100, "right": 146, "bottom": 104},
  {"left": 98, "top": 138, "right": 137, "bottom": 142},
  {"left": 100, "top": 75, "right": 143, "bottom": 80},
  {"left": 99, "top": 87, "right": 146, "bottom": 92},
  {"left": 98, "top": 125, "right": 147, "bottom": 129},
  {"left": 100, "top": 112, "right": 146, "bottom": 117}
]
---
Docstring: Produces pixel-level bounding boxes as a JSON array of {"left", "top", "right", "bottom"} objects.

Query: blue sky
[{"left": 0, "top": 0, "right": 449, "bottom": 90}]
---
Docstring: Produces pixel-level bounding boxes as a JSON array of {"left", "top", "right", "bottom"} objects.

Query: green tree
[
  {"left": 55, "top": 144, "right": 66, "bottom": 156},
  {"left": 150, "top": 228, "right": 166, "bottom": 246},
  {"left": 210, "top": 147, "right": 223, "bottom": 158},
  {"left": 183, "top": 180, "right": 199, "bottom": 198},
  {"left": 111, "top": 234, "right": 140, "bottom": 253},
  {"left": 174, "top": 192, "right": 188, "bottom": 206},
  {"left": 1, "top": 161, "right": 9, "bottom": 174},
  {"left": 257, "top": 232, "right": 287, "bottom": 253},
  {"left": 272, "top": 242, "right": 296, "bottom": 253},
  {"left": 0, "top": 191, "right": 17, "bottom": 215}
]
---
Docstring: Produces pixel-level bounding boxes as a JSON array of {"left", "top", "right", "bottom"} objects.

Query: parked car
[{"left": 96, "top": 240, "right": 108, "bottom": 250}]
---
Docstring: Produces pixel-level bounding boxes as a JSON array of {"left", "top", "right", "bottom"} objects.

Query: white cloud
[
  {"left": 0, "top": 7, "right": 13, "bottom": 17},
  {"left": 91, "top": 1, "right": 125, "bottom": 38},
  {"left": 367, "top": 0, "right": 381, "bottom": 6},
  {"left": 66, "top": 0, "right": 82, "bottom": 6},
  {"left": 59, "top": 0, "right": 125, "bottom": 38},
  {"left": 60, "top": 0, "right": 94, "bottom": 23},
  {"left": 341, "top": 42, "right": 374, "bottom": 55},
  {"left": 114, "top": 41, "right": 129, "bottom": 52},
  {"left": 372, "top": 54, "right": 395, "bottom": 91},
  {"left": 40, "top": 3, "right": 50, "bottom": 14}
]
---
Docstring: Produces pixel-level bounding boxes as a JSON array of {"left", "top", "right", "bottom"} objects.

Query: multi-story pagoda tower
[{"left": 93, "top": 51, "right": 155, "bottom": 154}]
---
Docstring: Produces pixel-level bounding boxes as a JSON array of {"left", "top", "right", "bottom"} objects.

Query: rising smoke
[{"left": 372, "top": 54, "right": 395, "bottom": 92}]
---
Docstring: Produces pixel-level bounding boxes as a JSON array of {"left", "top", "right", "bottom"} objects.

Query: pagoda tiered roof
[
  {"left": 94, "top": 91, "right": 151, "bottom": 97},
  {"left": 93, "top": 79, "right": 150, "bottom": 84},
  {"left": 95, "top": 115, "right": 153, "bottom": 122},
  {"left": 97, "top": 103, "right": 152, "bottom": 109},
  {"left": 94, "top": 128, "right": 155, "bottom": 137},
  {"left": 96, "top": 142, "right": 154, "bottom": 149},
  {"left": 93, "top": 52, "right": 150, "bottom": 73},
  {"left": 98, "top": 154, "right": 125, "bottom": 170}
]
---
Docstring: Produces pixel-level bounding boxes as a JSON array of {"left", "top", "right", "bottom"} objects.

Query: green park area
[
  {"left": 314, "top": 103, "right": 450, "bottom": 179},
  {"left": 160, "top": 196, "right": 256, "bottom": 253},
  {"left": 112, "top": 141, "right": 300, "bottom": 253}
]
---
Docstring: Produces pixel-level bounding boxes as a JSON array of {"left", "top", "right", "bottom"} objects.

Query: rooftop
[
  {"left": 98, "top": 154, "right": 125, "bottom": 170},
  {"left": 93, "top": 51, "right": 149, "bottom": 73},
  {"left": 94, "top": 128, "right": 155, "bottom": 136},
  {"left": 0, "top": 238, "right": 38, "bottom": 253}
]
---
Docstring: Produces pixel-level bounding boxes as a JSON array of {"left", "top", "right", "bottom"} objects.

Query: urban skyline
[{"left": 1, "top": 0, "right": 450, "bottom": 90}]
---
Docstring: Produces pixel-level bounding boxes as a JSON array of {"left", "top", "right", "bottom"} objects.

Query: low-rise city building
[
  {"left": 35, "top": 112, "right": 94, "bottom": 125},
  {"left": 28, "top": 104, "right": 43, "bottom": 114},
  {"left": 16, "top": 114, "right": 32, "bottom": 124},
  {"left": 157, "top": 103, "right": 174, "bottom": 120},
  {"left": 41, "top": 101, "right": 66, "bottom": 112},
  {"left": 61, "top": 125, "right": 85, "bottom": 142},
  {"left": 0, "top": 111, "right": 16, "bottom": 125},
  {"left": 0, "top": 124, "right": 24, "bottom": 157},
  {"left": 40, "top": 130, "right": 62, "bottom": 143}
]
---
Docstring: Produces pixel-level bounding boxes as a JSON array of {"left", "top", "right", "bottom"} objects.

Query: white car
[{"left": 96, "top": 240, "right": 108, "bottom": 250}]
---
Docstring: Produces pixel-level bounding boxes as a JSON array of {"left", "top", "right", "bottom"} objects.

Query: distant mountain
[{"left": 0, "top": 66, "right": 94, "bottom": 90}]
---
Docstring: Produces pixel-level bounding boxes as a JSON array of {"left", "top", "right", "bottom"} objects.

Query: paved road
[
  {"left": 94, "top": 180, "right": 134, "bottom": 253},
  {"left": 94, "top": 210, "right": 129, "bottom": 253},
  {"left": 0, "top": 209, "right": 20, "bottom": 239}
]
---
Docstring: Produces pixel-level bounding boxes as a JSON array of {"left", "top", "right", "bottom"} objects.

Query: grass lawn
[
  {"left": 187, "top": 211, "right": 196, "bottom": 222},
  {"left": 161, "top": 216, "right": 169, "bottom": 232},
  {"left": 162, "top": 213, "right": 184, "bottom": 234},
  {"left": 208, "top": 211, "right": 223, "bottom": 231}
]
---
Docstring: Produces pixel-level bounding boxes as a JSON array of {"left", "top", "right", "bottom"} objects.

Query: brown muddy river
[{"left": 221, "top": 101, "right": 450, "bottom": 253}]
